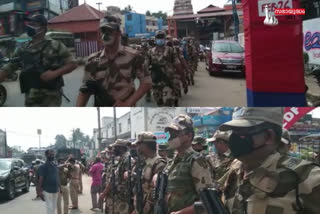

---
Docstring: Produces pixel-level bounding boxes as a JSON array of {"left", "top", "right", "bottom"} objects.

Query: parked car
[
  {"left": 206, "top": 40, "right": 245, "bottom": 76},
  {"left": 0, "top": 158, "right": 30, "bottom": 200}
]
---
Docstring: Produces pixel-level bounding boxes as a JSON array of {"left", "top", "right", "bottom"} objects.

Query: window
[{"left": 127, "top": 14, "right": 132, "bottom": 21}]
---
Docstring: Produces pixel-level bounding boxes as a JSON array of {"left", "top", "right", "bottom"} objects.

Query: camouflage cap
[
  {"left": 99, "top": 15, "right": 121, "bottom": 30},
  {"left": 165, "top": 114, "right": 193, "bottom": 132},
  {"left": 219, "top": 107, "right": 284, "bottom": 131},
  {"left": 24, "top": 14, "right": 48, "bottom": 26},
  {"left": 134, "top": 132, "right": 157, "bottom": 144},
  {"left": 281, "top": 129, "right": 291, "bottom": 145},
  {"left": 192, "top": 136, "right": 207, "bottom": 145},
  {"left": 158, "top": 143, "right": 169, "bottom": 151},
  {"left": 112, "top": 139, "right": 130, "bottom": 147},
  {"left": 207, "top": 130, "right": 231, "bottom": 142},
  {"left": 155, "top": 30, "right": 166, "bottom": 39}
]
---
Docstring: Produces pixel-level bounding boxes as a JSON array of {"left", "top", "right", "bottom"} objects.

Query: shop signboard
[{"left": 154, "top": 132, "right": 170, "bottom": 144}]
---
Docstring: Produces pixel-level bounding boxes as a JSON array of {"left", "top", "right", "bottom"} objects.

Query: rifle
[
  {"left": 149, "top": 63, "right": 174, "bottom": 89},
  {"left": 127, "top": 155, "right": 133, "bottom": 214},
  {"left": 154, "top": 172, "right": 168, "bottom": 214},
  {"left": 111, "top": 155, "right": 116, "bottom": 214},
  {"left": 135, "top": 155, "right": 144, "bottom": 214},
  {"left": 194, "top": 188, "right": 230, "bottom": 214}
]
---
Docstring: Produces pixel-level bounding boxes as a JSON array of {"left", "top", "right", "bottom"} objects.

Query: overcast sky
[
  {"left": 80, "top": 0, "right": 230, "bottom": 15},
  {"left": 1, "top": 107, "right": 320, "bottom": 151},
  {"left": 0, "top": 108, "right": 130, "bottom": 151}
]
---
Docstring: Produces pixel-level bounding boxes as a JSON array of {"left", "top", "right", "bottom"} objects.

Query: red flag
[{"left": 283, "top": 107, "right": 316, "bottom": 129}]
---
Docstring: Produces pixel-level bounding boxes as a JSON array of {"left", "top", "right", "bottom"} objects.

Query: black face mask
[
  {"left": 47, "top": 156, "right": 55, "bottom": 162},
  {"left": 228, "top": 133, "right": 254, "bottom": 158},
  {"left": 26, "top": 25, "right": 42, "bottom": 37}
]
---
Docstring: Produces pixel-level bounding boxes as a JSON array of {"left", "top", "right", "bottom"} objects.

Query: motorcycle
[{"left": 0, "top": 58, "right": 18, "bottom": 81}]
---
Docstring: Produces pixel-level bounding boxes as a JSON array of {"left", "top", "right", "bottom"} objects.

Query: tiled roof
[
  {"left": 198, "top": 5, "right": 225, "bottom": 14},
  {"left": 48, "top": 3, "right": 105, "bottom": 24}
]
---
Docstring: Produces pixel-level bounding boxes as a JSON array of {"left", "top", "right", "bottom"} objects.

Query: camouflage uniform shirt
[
  {"left": 164, "top": 147, "right": 214, "bottom": 213},
  {"left": 223, "top": 152, "right": 320, "bottom": 214},
  {"left": 210, "top": 150, "right": 234, "bottom": 188},
  {"left": 81, "top": 46, "right": 152, "bottom": 105},
  {"left": 137, "top": 155, "right": 166, "bottom": 214},
  {"left": 1, "top": 38, "right": 73, "bottom": 106}
]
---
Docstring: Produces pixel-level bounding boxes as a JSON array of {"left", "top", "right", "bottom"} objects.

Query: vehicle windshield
[
  {"left": 0, "top": 160, "right": 11, "bottom": 170},
  {"left": 213, "top": 42, "right": 243, "bottom": 53}
]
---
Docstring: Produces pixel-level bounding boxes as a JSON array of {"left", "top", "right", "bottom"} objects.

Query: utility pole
[
  {"left": 96, "top": 2, "right": 102, "bottom": 11},
  {"left": 113, "top": 107, "right": 117, "bottom": 141},
  {"left": 59, "top": 0, "right": 63, "bottom": 14},
  {"left": 37, "top": 129, "right": 41, "bottom": 155},
  {"left": 232, "top": 0, "right": 239, "bottom": 42},
  {"left": 73, "top": 129, "right": 75, "bottom": 149},
  {"left": 97, "top": 107, "right": 102, "bottom": 151}
]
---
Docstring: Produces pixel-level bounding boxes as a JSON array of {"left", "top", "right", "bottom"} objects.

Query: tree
[
  {"left": 146, "top": 10, "right": 151, "bottom": 16},
  {"left": 151, "top": 11, "right": 168, "bottom": 25},
  {"left": 121, "top": 5, "right": 133, "bottom": 14},
  {"left": 70, "top": 129, "right": 92, "bottom": 149},
  {"left": 55, "top": 135, "right": 67, "bottom": 149}
]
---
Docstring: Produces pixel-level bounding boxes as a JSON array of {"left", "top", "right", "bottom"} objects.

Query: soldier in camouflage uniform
[
  {"left": 206, "top": 130, "right": 234, "bottom": 189},
  {"left": 217, "top": 107, "right": 320, "bottom": 214},
  {"left": 158, "top": 143, "right": 170, "bottom": 161},
  {"left": 149, "top": 31, "right": 181, "bottom": 106},
  {"left": 99, "top": 139, "right": 132, "bottom": 214},
  {"left": 0, "top": 14, "right": 77, "bottom": 106},
  {"left": 192, "top": 136, "right": 207, "bottom": 154},
  {"left": 77, "top": 15, "right": 152, "bottom": 107},
  {"left": 131, "top": 132, "right": 167, "bottom": 214},
  {"left": 278, "top": 129, "right": 292, "bottom": 156},
  {"left": 173, "top": 38, "right": 189, "bottom": 94},
  {"left": 157, "top": 114, "right": 214, "bottom": 213}
]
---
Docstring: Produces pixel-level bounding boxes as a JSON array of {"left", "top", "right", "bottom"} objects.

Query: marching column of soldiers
[
  {"left": 96, "top": 107, "right": 320, "bottom": 214},
  {"left": 0, "top": 14, "right": 200, "bottom": 107}
]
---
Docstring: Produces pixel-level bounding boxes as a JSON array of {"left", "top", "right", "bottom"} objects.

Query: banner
[
  {"left": 244, "top": 0, "right": 306, "bottom": 106},
  {"left": 283, "top": 107, "right": 316, "bottom": 129},
  {"left": 154, "top": 132, "right": 170, "bottom": 144}
]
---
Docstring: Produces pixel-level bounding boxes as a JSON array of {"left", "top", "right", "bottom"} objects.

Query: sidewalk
[{"left": 69, "top": 174, "right": 103, "bottom": 214}]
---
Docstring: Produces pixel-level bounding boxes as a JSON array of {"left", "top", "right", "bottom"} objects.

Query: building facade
[
  {"left": 0, "top": 0, "right": 69, "bottom": 37},
  {"left": 125, "top": 12, "right": 163, "bottom": 38}
]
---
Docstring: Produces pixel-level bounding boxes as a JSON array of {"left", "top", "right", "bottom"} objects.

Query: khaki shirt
[{"left": 70, "top": 164, "right": 81, "bottom": 180}]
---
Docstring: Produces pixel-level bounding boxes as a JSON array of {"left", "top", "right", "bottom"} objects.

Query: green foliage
[
  {"left": 151, "top": 11, "right": 168, "bottom": 25},
  {"left": 55, "top": 134, "right": 67, "bottom": 149}
]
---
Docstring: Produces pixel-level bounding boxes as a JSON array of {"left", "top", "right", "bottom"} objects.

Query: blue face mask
[{"left": 156, "top": 39, "right": 165, "bottom": 46}]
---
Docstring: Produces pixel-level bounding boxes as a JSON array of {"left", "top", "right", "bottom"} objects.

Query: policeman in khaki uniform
[
  {"left": 77, "top": 15, "right": 152, "bottom": 107},
  {"left": 0, "top": 14, "right": 77, "bottom": 106},
  {"left": 68, "top": 158, "right": 81, "bottom": 209},
  {"left": 57, "top": 159, "right": 71, "bottom": 214},
  {"left": 206, "top": 130, "right": 234, "bottom": 189},
  {"left": 218, "top": 107, "right": 320, "bottom": 214},
  {"left": 99, "top": 139, "right": 131, "bottom": 214},
  {"left": 159, "top": 114, "right": 214, "bottom": 214}
]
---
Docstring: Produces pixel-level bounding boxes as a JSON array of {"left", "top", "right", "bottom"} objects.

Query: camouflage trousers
[
  {"left": 173, "top": 74, "right": 182, "bottom": 98},
  {"left": 105, "top": 196, "right": 129, "bottom": 214},
  {"left": 25, "top": 88, "right": 62, "bottom": 107},
  {"left": 152, "top": 84, "right": 175, "bottom": 107}
]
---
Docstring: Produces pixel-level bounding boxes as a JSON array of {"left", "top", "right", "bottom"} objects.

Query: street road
[
  {"left": 2, "top": 62, "right": 246, "bottom": 107},
  {"left": 0, "top": 174, "right": 102, "bottom": 214}
]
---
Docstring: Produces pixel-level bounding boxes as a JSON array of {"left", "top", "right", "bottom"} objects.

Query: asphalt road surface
[
  {"left": 2, "top": 62, "right": 246, "bottom": 107},
  {"left": 0, "top": 174, "right": 102, "bottom": 214}
]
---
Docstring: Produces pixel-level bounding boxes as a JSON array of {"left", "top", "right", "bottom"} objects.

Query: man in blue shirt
[{"left": 37, "top": 149, "right": 60, "bottom": 214}]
